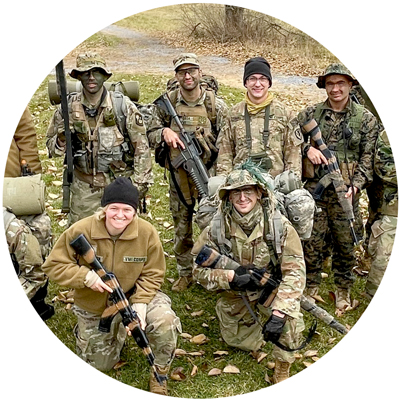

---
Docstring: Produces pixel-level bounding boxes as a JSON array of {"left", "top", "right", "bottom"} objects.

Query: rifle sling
[{"left": 245, "top": 104, "right": 270, "bottom": 152}]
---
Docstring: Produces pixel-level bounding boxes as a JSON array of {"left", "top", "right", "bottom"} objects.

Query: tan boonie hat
[
  {"left": 218, "top": 169, "right": 265, "bottom": 200},
  {"left": 173, "top": 53, "right": 200, "bottom": 71},
  {"left": 317, "top": 63, "right": 359, "bottom": 88},
  {"left": 70, "top": 52, "right": 112, "bottom": 80}
]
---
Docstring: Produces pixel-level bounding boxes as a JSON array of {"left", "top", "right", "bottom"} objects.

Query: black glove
[
  {"left": 262, "top": 314, "right": 287, "bottom": 344},
  {"left": 229, "top": 273, "right": 252, "bottom": 291}
]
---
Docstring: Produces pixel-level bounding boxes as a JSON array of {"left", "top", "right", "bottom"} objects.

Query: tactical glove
[
  {"left": 229, "top": 272, "right": 259, "bottom": 291},
  {"left": 202, "top": 130, "right": 218, "bottom": 153},
  {"left": 262, "top": 313, "right": 287, "bottom": 344}
]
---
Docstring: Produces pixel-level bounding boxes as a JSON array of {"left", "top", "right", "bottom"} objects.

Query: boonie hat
[
  {"left": 219, "top": 169, "right": 265, "bottom": 200},
  {"left": 173, "top": 53, "right": 200, "bottom": 71},
  {"left": 70, "top": 52, "right": 112, "bottom": 80},
  {"left": 317, "top": 63, "right": 359, "bottom": 88}
]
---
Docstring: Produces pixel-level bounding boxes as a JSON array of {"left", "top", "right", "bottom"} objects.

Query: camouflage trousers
[
  {"left": 169, "top": 175, "right": 196, "bottom": 277},
  {"left": 72, "top": 291, "right": 181, "bottom": 372},
  {"left": 216, "top": 292, "right": 305, "bottom": 363},
  {"left": 69, "top": 174, "right": 110, "bottom": 226},
  {"left": 302, "top": 184, "right": 363, "bottom": 289},
  {"left": 366, "top": 215, "right": 397, "bottom": 297}
]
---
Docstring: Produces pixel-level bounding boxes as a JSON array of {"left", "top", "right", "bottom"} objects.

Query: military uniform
[
  {"left": 46, "top": 53, "right": 152, "bottom": 225},
  {"left": 216, "top": 98, "right": 303, "bottom": 177},
  {"left": 366, "top": 130, "right": 397, "bottom": 297},
  {"left": 192, "top": 169, "right": 306, "bottom": 369},
  {"left": 298, "top": 64, "right": 380, "bottom": 294},
  {"left": 147, "top": 57, "right": 228, "bottom": 281},
  {"left": 42, "top": 211, "right": 181, "bottom": 375}
]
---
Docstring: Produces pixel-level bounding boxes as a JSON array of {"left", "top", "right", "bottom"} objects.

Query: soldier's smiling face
[
  {"left": 245, "top": 74, "right": 270, "bottom": 104},
  {"left": 229, "top": 185, "right": 261, "bottom": 215},
  {"left": 175, "top": 63, "right": 202, "bottom": 91},
  {"left": 325, "top": 74, "right": 352, "bottom": 105},
  {"left": 105, "top": 203, "right": 136, "bottom": 235},
  {"left": 78, "top": 68, "right": 108, "bottom": 95}
]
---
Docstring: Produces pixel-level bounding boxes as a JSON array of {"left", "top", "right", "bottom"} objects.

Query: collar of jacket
[
  {"left": 177, "top": 86, "right": 207, "bottom": 106},
  {"left": 89, "top": 214, "right": 139, "bottom": 240},
  {"left": 80, "top": 88, "right": 111, "bottom": 110}
]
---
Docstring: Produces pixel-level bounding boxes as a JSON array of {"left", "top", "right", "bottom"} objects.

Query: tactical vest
[{"left": 68, "top": 91, "right": 134, "bottom": 181}]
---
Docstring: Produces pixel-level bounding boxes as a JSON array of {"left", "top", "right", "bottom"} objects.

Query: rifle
[
  {"left": 302, "top": 119, "right": 359, "bottom": 245},
  {"left": 55, "top": 59, "right": 74, "bottom": 213},
  {"left": 70, "top": 234, "right": 166, "bottom": 385},
  {"left": 154, "top": 92, "right": 209, "bottom": 199},
  {"left": 195, "top": 245, "right": 349, "bottom": 336}
]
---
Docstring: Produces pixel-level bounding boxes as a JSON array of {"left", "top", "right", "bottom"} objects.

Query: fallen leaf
[
  {"left": 147, "top": 211, "right": 153, "bottom": 220},
  {"left": 52, "top": 180, "right": 63, "bottom": 187},
  {"left": 113, "top": 361, "right": 128, "bottom": 370},
  {"left": 223, "top": 365, "right": 240, "bottom": 374},
  {"left": 202, "top": 323, "right": 209, "bottom": 328},
  {"left": 257, "top": 352, "right": 268, "bottom": 363},
  {"left": 304, "top": 350, "right": 318, "bottom": 358},
  {"left": 167, "top": 278, "right": 175, "bottom": 284},
  {"left": 48, "top": 193, "right": 59, "bottom": 200},
  {"left": 187, "top": 351, "right": 205, "bottom": 356},
  {"left": 181, "top": 332, "right": 193, "bottom": 339},
  {"left": 208, "top": 368, "right": 222, "bottom": 376},
  {"left": 312, "top": 294, "right": 326, "bottom": 303},
  {"left": 58, "top": 219, "right": 68, "bottom": 227},
  {"left": 191, "top": 310, "right": 204, "bottom": 317},
  {"left": 303, "top": 361, "right": 313, "bottom": 367},
  {"left": 47, "top": 166, "right": 58, "bottom": 173},
  {"left": 171, "top": 367, "right": 186, "bottom": 381},
  {"left": 312, "top": 356, "right": 320, "bottom": 362},
  {"left": 175, "top": 349, "right": 187, "bottom": 356},
  {"left": 328, "top": 338, "right": 336, "bottom": 345},
  {"left": 190, "top": 365, "right": 198, "bottom": 377},
  {"left": 214, "top": 351, "right": 229, "bottom": 356},
  {"left": 321, "top": 272, "right": 329, "bottom": 279},
  {"left": 264, "top": 372, "right": 272, "bottom": 384},
  {"left": 191, "top": 334, "right": 208, "bottom": 345},
  {"left": 266, "top": 362, "right": 275, "bottom": 369},
  {"left": 163, "top": 222, "right": 172, "bottom": 229},
  {"left": 294, "top": 353, "right": 303, "bottom": 359},
  {"left": 185, "top": 304, "right": 191, "bottom": 310}
]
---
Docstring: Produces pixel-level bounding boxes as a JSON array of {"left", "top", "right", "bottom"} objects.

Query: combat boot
[
  {"left": 272, "top": 359, "right": 291, "bottom": 384},
  {"left": 335, "top": 287, "right": 351, "bottom": 312},
  {"left": 149, "top": 366, "right": 169, "bottom": 396},
  {"left": 171, "top": 276, "right": 193, "bottom": 292}
]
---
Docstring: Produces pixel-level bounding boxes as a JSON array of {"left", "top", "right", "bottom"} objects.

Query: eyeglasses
[
  {"left": 247, "top": 76, "right": 269, "bottom": 85},
  {"left": 230, "top": 187, "right": 257, "bottom": 198},
  {"left": 176, "top": 67, "right": 199, "bottom": 77}
]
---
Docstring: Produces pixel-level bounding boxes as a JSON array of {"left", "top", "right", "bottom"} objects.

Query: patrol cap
[
  {"left": 173, "top": 53, "right": 200, "bottom": 71},
  {"left": 70, "top": 52, "right": 112, "bottom": 80},
  {"left": 317, "top": 63, "right": 359, "bottom": 88},
  {"left": 218, "top": 169, "right": 265, "bottom": 200}
]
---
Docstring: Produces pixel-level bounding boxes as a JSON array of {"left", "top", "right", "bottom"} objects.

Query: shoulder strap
[
  {"left": 244, "top": 105, "right": 270, "bottom": 151},
  {"left": 347, "top": 102, "right": 364, "bottom": 136},
  {"left": 204, "top": 89, "right": 217, "bottom": 129},
  {"left": 111, "top": 91, "right": 127, "bottom": 135}
]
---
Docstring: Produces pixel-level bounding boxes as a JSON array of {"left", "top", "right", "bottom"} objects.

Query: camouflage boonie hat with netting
[
  {"left": 317, "top": 63, "right": 359, "bottom": 88},
  {"left": 218, "top": 169, "right": 266, "bottom": 200},
  {"left": 173, "top": 53, "right": 200, "bottom": 71},
  {"left": 70, "top": 52, "right": 112, "bottom": 80}
]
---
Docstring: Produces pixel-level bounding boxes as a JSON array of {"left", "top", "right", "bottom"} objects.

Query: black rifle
[
  {"left": 195, "top": 245, "right": 349, "bottom": 336},
  {"left": 70, "top": 234, "right": 166, "bottom": 385},
  {"left": 154, "top": 92, "right": 209, "bottom": 199},
  {"left": 55, "top": 59, "right": 74, "bottom": 213},
  {"left": 302, "top": 119, "right": 359, "bottom": 245}
]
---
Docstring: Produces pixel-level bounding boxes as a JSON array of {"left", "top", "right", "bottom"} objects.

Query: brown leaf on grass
[
  {"left": 328, "top": 338, "right": 337, "bottom": 344},
  {"left": 266, "top": 362, "right": 275, "bottom": 369},
  {"left": 264, "top": 372, "right": 272, "bottom": 384},
  {"left": 303, "top": 361, "right": 313, "bottom": 367},
  {"left": 304, "top": 350, "right": 319, "bottom": 358},
  {"left": 175, "top": 349, "right": 187, "bottom": 356},
  {"left": 223, "top": 365, "right": 240, "bottom": 374},
  {"left": 312, "top": 357, "right": 320, "bottom": 362},
  {"left": 202, "top": 323, "right": 209, "bottom": 328},
  {"left": 181, "top": 332, "right": 193, "bottom": 339},
  {"left": 312, "top": 294, "right": 326, "bottom": 303},
  {"left": 185, "top": 304, "right": 192, "bottom": 310},
  {"left": 321, "top": 272, "right": 329, "bottom": 279},
  {"left": 208, "top": 368, "right": 222, "bottom": 376},
  {"left": 191, "top": 334, "right": 208, "bottom": 345},
  {"left": 167, "top": 278, "right": 175, "bottom": 284},
  {"left": 191, "top": 365, "right": 198, "bottom": 377},
  {"left": 294, "top": 353, "right": 303, "bottom": 359},
  {"left": 187, "top": 351, "right": 205, "bottom": 356},
  {"left": 113, "top": 361, "right": 128, "bottom": 370},
  {"left": 171, "top": 367, "right": 186, "bottom": 381},
  {"left": 213, "top": 350, "right": 229, "bottom": 356},
  {"left": 256, "top": 352, "right": 268, "bottom": 363},
  {"left": 191, "top": 310, "right": 204, "bottom": 317},
  {"left": 52, "top": 180, "right": 63, "bottom": 187}
]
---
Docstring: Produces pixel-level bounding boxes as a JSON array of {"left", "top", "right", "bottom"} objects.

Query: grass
[{"left": 29, "top": 70, "right": 372, "bottom": 398}]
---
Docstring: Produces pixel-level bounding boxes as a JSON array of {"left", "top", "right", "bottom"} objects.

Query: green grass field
[{"left": 28, "top": 69, "right": 372, "bottom": 397}]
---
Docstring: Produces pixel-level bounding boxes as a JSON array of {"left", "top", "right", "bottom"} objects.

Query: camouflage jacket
[
  {"left": 3, "top": 208, "right": 47, "bottom": 300},
  {"left": 46, "top": 89, "right": 153, "bottom": 188},
  {"left": 298, "top": 99, "right": 379, "bottom": 191},
  {"left": 374, "top": 130, "right": 397, "bottom": 217},
  {"left": 216, "top": 99, "right": 303, "bottom": 178},
  {"left": 192, "top": 208, "right": 306, "bottom": 319}
]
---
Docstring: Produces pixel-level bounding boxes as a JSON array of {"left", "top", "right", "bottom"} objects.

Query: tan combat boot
[
  {"left": 335, "top": 287, "right": 351, "bottom": 312},
  {"left": 171, "top": 276, "right": 193, "bottom": 292},
  {"left": 149, "top": 366, "right": 169, "bottom": 396},
  {"left": 272, "top": 359, "right": 291, "bottom": 384}
]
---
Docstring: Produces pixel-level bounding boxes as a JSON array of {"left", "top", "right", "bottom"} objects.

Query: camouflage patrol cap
[
  {"left": 173, "top": 53, "right": 200, "bottom": 71},
  {"left": 317, "top": 63, "right": 359, "bottom": 88},
  {"left": 70, "top": 52, "right": 112, "bottom": 80},
  {"left": 218, "top": 169, "right": 265, "bottom": 200}
]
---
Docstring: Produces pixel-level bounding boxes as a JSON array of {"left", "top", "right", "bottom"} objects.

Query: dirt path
[{"left": 66, "top": 24, "right": 326, "bottom": 107}]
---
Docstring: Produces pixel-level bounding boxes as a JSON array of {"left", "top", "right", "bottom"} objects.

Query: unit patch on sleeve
[{"left": 135, "top": 113, "right": 144, "bottom": 126}]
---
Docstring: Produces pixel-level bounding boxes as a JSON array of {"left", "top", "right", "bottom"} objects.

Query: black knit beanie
[
  {"left": 101, "top": 177, "right": 139, "bottom": 210},
  {"left": 243, "top": 57, "right": 272, "bottom": 87}
]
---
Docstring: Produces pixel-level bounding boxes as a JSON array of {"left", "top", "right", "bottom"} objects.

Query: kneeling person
[
  {"left": 42, "top": 177, "right": 181, "bottom": 395},
  {"left": 192, "top": 167, "right": 306, "bottom": 383}
]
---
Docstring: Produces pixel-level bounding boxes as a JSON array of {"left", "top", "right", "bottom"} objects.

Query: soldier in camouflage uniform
[
  {"left": 47, "top": 52, "right": 152, "bottom": 225},
  {"left": 365, "top": 130, "right": 397, "bottom": 298},
  {"left": 42, "top": 178, "right": 181, "bottom": 395},
  {"left": 217, "top": 57, "right": 303, "bottom": 178},
  {"left": 147, "top": 53, "right": 228, "bottom": 292},
  {"left": 4, "top": 207, "right": 54, "bottom": 320},
  {"left": 297, "top": 63, "right": 379, "bottom": 312},
  {"left": 192, "top": 167, "right": 306, "bottom": 384}
]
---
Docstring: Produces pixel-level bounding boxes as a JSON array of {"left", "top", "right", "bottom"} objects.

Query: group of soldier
[{"left": 4, "top": 50, "right": 396, "bottom": 396}]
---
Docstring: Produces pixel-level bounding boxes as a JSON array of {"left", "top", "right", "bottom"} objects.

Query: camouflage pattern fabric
[
  {"left": 69, "top": 52, "right": 112, "bottom": 80},
  {"left": 47, "top": 90, "right": 152, "bottom": 224},
  {"left": 72, "top": 291, "right": 181, "bottom": 372},
  {"left": 4, "top": 208, "right": 47, "bottom": 300},
  {"left": 216, "top": 99, "right": 303, "bottom": 178},
  {"left": 316, "top": 63, "right": 359, "bottom": 89}
]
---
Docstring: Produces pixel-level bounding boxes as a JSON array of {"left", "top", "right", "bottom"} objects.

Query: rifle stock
[
  {"left": 70, "top": 234, "right": 166, "bottom": 385},
  {"left": 55, "top": 59, "right": 73, "bottom": 213},
  {"left": 154, "top": 93, "right": 209, "bottom": 198}
]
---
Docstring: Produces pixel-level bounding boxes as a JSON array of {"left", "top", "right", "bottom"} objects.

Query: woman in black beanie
[{"left": 42, "top": 176, "right": 181, "bottom": 395}]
